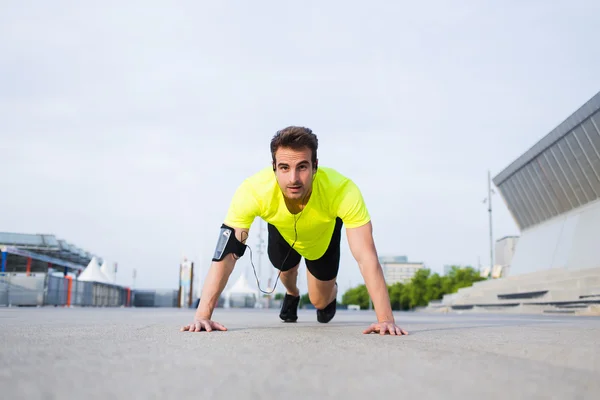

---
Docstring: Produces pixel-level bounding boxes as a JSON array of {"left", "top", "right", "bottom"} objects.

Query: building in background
[
  {"left": 178, "top": 257, "right": 194, "bottom": 308},
  {"left": 424, "top": 91, "right": 600, "bottom": 313},
  {"left": 493, "top": 90, "right": 600, "bottom": 276},
  {"left": 494, "top": 236, "right": 519, "bottom": 277},
  {"left": 0, "top": 232, "right": 131, "bottom": 307},
  {"left": 379, "top": 256, "right": 425, "bottom": 284}
]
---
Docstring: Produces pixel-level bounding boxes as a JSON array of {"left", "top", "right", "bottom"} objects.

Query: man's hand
[
  {"left": 180, "top": 318, "right": 227, "bottom": 332},
  {"left": 363, "top": 320, "right": 408, "bottom": 336}
]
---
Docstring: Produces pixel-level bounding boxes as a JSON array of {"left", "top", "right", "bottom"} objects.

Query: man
[{"left": 181, "top": 126, "right": 408, "bottom": 336}]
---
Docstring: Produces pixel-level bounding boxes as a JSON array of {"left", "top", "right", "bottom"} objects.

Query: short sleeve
[
  {"left": 223, "top": 180, "right": 261, "bottom": 229},
  {"left": 335, "top": 180, "right": 371, "bottom": 228}
]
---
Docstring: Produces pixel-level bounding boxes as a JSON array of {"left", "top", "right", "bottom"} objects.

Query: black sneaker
[
  {"left": 317, "top": 298, "right": 337, "bottom": 323},
  {"left": 279, "top": 293, "right": 300, "bottom": 322}
]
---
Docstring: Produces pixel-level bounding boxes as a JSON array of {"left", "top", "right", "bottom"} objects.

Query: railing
[
  {"left": 0, "top": 273, "right": 45, "bottom": 306},
  {"left": 0, "top": 273, "right": 132, "bottom": 307}
]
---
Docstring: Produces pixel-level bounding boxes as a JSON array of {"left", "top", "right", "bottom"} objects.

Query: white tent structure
[
  {"left": 224, "top": 272, "right": 258, "bottom": 308},
  {"left": 78, "top": 257, "right": 111, "bottom": 284},
  {"left": 100, "top": 260, "right": 116, "bottom": 284}
]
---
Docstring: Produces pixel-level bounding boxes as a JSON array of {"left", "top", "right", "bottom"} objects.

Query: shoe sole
[{"left": 280, "top": 313, "right": 298, "bottom": 323}]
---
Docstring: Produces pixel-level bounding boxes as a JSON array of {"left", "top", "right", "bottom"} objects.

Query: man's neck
[{"left": 284, "top": 190, "right": 312, "bottom": 215}]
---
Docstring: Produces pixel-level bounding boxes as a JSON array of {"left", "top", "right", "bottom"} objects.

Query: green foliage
[
  {"left": 444, "top": 265, "right": 486, "bottom": 292},
  {"left": 341, "top": 284, "right": 371, "bottom": 310},
  {"left": 274, "top": 293, "right": 284, "bottom": 300},
  {"left": 299, "top": 293, "right": 311, "bottom": 308},
  {"left": 341, "top": 265, "right": 485, "bottom": 311},
  {"left": 388, "top": 282, "right": 410, "bottom": 311}
]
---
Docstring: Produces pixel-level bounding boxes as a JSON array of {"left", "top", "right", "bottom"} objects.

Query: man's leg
[
  {"left": 267, "top": 222, "right": 302, "bottom": 322},
  {"left": 305, "top": 217, "right": 343, "bottom": 323},
  {"left": 306, "top": 272, "right": 337, "bottom": 309},
  {"left": 279, "top": 263, "right": 300, "bottom": 297}
]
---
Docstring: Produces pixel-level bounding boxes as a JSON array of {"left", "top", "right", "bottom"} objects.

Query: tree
[
  {"left": 408, "top": 268, "right": 431, "bottom": 308},
  {"left": 426, "top": 272, "right": 444, "bottom": 302},
  {"left": 341, "top": 284, "right": 370, "bottom": 309},
  {"left": 444, "top": 265, "right": 485, "bottom": 293},
  {"left": 387, "top": 282, "right": 412, "bottom": 311},
  {"left": 388, "top": 282, "right": 403, "bottom": 310},
  {"left": 341, "top": 264, "right": 485, "bottom": 311}
]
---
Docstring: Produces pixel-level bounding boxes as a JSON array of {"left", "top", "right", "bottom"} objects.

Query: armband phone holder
[{"left": 212, "top": 224, "right": 247, "bottom": 261}]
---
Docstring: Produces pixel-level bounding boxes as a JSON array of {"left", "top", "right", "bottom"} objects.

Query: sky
[{"left": 2, "top": 1, "right": 600, "bottom": 300}]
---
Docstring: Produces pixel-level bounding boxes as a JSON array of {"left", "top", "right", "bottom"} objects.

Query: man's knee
[
  {"left": 308, "top": 282, "right": 337, "bottom": 309},
  {"left": 310, "top": 296, "right": 331, "bottom": 310},
  {"left": 280, "top": 263, "right": 299, "bottom": 276}
]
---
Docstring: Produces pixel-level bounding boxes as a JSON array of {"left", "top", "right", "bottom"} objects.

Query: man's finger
[
  {"left": 380, "top": 324, "right": 386, "bottom": 335},
  {"left": 212, "top": 322, "right": 227, "bottom": 331},
  {"left": 389, "top": 324, "right": 397, "bottom": 335},
  {"left": 202, "top": 321, "right": 213, "bottom": 332},
  {"left": 363, "top": 325, "right": 374, "bottom": 334}
]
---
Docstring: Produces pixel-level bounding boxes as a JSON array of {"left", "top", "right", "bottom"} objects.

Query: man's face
[{"left": 273, "top": 146, "right": 317, "bottom": 201}]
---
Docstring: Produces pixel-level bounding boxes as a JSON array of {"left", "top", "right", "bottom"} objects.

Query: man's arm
[
  {"left": 195, "top": 226, "right": 249, "bottom": 319},
  {"left": 181, "top": 226, "right": 249, "bottom": 332},
  {"left": 346, "top": 221, "right": 395, "bottom": 323}
]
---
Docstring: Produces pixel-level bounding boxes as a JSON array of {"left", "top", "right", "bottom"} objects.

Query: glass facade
[{"left": 495, "top": 105, "right": 600, "bottom": 230}]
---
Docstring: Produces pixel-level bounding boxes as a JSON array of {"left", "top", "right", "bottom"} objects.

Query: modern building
[
  {"left": 0, "top": 232, "right": 131, "bottom": 307},
  {"left": 379, "top": 256, "right": 425, "bottom": 284},
  {"left": 492, "top": 90, "right": 600, "bottom": 275},
  {"left": 494, "top": 236, "right": 519, "bottom": 276},
  {"left": 424, "top": 90, "right": 600, "bottom": 314},
  {"left": 0, "top": 232, "right": 103, "bottom": 275}
]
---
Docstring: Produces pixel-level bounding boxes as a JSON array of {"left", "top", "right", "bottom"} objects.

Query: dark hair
[{"left": 270, "top": 126, "right": 318, "bottom": 166}]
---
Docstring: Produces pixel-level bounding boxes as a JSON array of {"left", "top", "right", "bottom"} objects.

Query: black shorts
[{"left": 267, "top": 217, "right": 343, "bottom": 281}]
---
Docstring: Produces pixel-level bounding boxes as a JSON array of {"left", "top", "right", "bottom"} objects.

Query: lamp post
[{"left": 483, "top": 170, "right": 495, "bottom": 278}]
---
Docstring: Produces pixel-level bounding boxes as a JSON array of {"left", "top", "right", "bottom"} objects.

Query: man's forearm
[
  {"left": 359, "top": 260, "right": 394, "bottom": 322},
  {"left": 195, "top": 257, "right": 236, "bottom": 319}
]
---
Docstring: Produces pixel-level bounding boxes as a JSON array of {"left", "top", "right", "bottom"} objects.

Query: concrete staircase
[{"left": 423, "top": 266, "right": 600, "bottom": 315}]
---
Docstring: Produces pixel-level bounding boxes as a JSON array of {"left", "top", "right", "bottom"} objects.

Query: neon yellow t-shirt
[{"left": 223, "top": 166, "right": 371, "bottom": 260}]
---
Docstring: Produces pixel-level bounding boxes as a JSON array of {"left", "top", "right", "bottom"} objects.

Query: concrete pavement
[{"left": 1, "top": 307, "right": 599, "bottom": 399}]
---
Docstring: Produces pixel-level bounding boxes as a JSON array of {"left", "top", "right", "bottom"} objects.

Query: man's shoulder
[
  {"left": 318, "top": 167, "right": 370, "bottom": 227},
  {"left": 316, "top": 166, "right": 356, "bottom": 189},
  {"left": 236, "top": 166, "right": 277, "bottom": 196},
  {"left": 245, "top": 165, "right": 275, "bottom": 184},
  {"left": 316, "top": 166, "right": 366, "bottom": 204}
]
